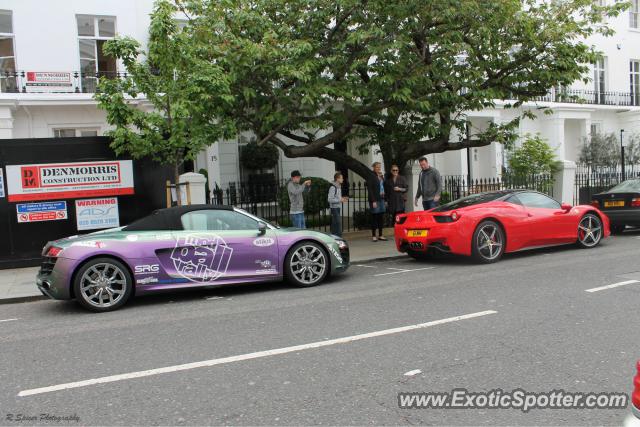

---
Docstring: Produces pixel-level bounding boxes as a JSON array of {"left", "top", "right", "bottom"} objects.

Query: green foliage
[
  {"left": 278, "top": 177, "right": 332, "bottom": 214},
  {"left": 579, "top": 132, "right": 620, "bottom": 167},
  {"left": 240, "top": 141, "right": 279, "bottom": 170},
  {"left": 94, "top": 0, "right": 236, "bottom": 203},
  {"left": 508, "top": 135, "right": 559, "bottom": 175},
  {"left": 180, "top": 0, "right": 626, "bottom": 178},
  {"left": 276, "top": 215, "right": 332, "bottom": 228},
  {"left": 439, "top": 191, "right": 452, "bottom": 205}
]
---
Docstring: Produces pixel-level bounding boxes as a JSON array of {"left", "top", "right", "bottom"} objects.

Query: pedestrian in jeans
[
  {"left": 287, "top": 170, "right": 311, "bottom": 228},
  {"left": 367, "top": 162, "right": 387, "bottom": 242},
  {"left": 328, "top": 172, "right": 348, "bottom": 237},
  {"left": 414, "top": 157, "right": 442, "bottom": 210},
  {"left": 384, "top": 164, "right": 408, "bottom": 223}
]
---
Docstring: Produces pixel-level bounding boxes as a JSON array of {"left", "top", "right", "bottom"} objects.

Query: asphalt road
[{"left": 1, "top": 230, "right": 640, "bottom": 426}]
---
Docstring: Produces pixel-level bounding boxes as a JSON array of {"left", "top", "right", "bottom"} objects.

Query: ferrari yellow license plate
[
  {"left": 407, "top": 230, "right": 428, "bottom": 237},
  {"left": 604, "top": 201, "right": 625, "bottom": 208}
]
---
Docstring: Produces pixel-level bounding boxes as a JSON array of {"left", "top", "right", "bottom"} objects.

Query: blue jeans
[
  {"left": 291, "top": 213, "right": 306, "bottom": 229},
  {"left": 330, "top": 208, "right": 342, "bottom": 237},
  {"left": 422, "top": 200, "right": 438, "bottom": 210}
]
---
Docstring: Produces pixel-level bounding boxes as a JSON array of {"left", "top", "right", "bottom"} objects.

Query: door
[
  {"left": 513, "top": 192, "right": 574, "bottom": 246},
  {"left": 166, "top": 209, "right": 279, "bottom": 284}
]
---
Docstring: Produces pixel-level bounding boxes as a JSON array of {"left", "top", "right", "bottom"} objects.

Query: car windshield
[
  {"left": 432, "top": 192, "right": 507, "bottom": 212},
  {"left": 607, "top": 179, "right": 640, "bottom": 193},
  {"left": 234, "top": 207, "right": 280, "bottom": 229}
]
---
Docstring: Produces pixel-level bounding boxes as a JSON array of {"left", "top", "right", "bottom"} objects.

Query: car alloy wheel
[
  {"left": 577, "top": 214, "right": 602, "bottom": 248},
  {"left": 286, "top": 242, "right": 328, "bottom": 287},
  {"left": 74, "top": 258, "right": 133, "bottom": 312},
  {"left": 472, "top": 220, "right": 505, "bottom": 263}
]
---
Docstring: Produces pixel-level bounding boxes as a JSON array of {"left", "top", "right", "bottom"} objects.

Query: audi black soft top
[{"left": 124, "top": 205, "right": 233, "bottom": 231}]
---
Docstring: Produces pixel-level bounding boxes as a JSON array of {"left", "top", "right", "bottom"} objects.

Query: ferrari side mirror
[
  {"left": 257, "top": 221, "right": 267, "bottom": 235},
  {"left": 560, "top": 203, "right": 572, "bottom": 212}
]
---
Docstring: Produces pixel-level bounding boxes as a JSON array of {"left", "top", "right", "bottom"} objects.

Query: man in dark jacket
[{"left": 414, "top": 157, "right": 442, "bottom": 210}]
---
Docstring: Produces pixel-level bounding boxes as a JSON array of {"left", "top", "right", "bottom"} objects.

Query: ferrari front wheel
[
  {"left": 285, "top": 242, "right": 329, "bottom": 287},
  {"left": 73, "top": 258, "right": 133, "bottom": 312},
  {"left": 471, "top": 220, "right": 505, "bottom": 264},
  {"left": 577, "top": 213, "right": 603, "bottom": 248}
]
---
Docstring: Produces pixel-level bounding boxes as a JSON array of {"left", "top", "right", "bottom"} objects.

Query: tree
[
  {"left": 182, "top": 0, "right": 625, "bottom": 180},
  {"left": 240, "top": 140, "right": 280, "bottom": 171},
  {"left": 625, "top": 133, "right": 640, "bottom": 167},
  {"left": 95, "top": 0, "right": 235, "bottom": 204},
  {"left": 508, "top": 134, "right": 558, "bottom": 176},
  {"left": 579, "top": 132, "right": 620, "bottom": 167}
]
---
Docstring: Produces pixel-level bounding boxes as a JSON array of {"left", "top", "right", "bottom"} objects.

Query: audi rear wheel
[{"left": 73, "top": 258, "right": 133, "bottom": 312}]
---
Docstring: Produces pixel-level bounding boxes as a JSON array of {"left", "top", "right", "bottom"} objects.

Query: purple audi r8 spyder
[{"left": 37, "top": 205, "right": 350, "bottom": 312}]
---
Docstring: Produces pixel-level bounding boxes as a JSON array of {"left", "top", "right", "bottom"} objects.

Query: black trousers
[{"left": 371, "top": 212, "right": 384, "bottom": 236}]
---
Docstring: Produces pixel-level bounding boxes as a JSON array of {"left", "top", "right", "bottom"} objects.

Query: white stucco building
[{"left": 0, "top": 0, "right": 639, "bottom": 189}]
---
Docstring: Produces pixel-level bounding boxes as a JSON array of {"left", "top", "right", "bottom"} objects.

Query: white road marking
[
  {"left": 386, "top": 267, "right": 409, "bottom": 271},
  {"left": 585, "top": 280, "right": 640, "bottom": 293},
  {"left": 374, "top": 267, "right": 435, "bottom": 277},
  {"left": 206, "top": 296, "right": 224, "bottom": 300},
  {"left": 404, "top": 369, "right": 422, "bottom": 376},
  {"left": 354, "top": 264, "right": 377, "bottom": 268},
  {"left": 0, "top": 318, "right": 18, "bottom": 323},
  {"left": 18, "top": 310, "right": 497, "bottom": 397}
]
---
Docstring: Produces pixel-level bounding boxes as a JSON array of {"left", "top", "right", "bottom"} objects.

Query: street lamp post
[{"left": 620, "top": 129, "right": 626, "bottom": 182}]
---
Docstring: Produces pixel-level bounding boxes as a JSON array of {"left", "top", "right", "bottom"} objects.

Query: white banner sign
[
  {"left": 5, "top": 160, "right": 134, "bottom": 202},
  {"left": 25, "top": 71, "right": 74, "bottom": 93},
  {"left": 75, "top": 197, "right": 120, "bottom": 231},
  {"left": 0, "top": 168, "right": 5, "bottom": 198}
]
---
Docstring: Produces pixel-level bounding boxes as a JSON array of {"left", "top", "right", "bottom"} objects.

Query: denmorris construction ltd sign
[{"left": 5, "top": 160, "right": 134, "bottom": 202}]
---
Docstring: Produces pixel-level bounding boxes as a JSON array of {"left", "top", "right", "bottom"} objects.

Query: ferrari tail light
[
  {"left": 631, "top": 198, "right": 640, "bottom": 208},
  {"left": 632, "top": 360, "right": 640, "bottom": 411},
  {"left": 396, "top": 215, "right": 407, "bottom": 225},
  {"left": 450, "top": 211, "right": 460, "bottom": 221},
  {"left": 590, "top": 200, "right": 600, "bottom": 208},
  {"left": 45, "top": 246, "right": 63, "bottom": 257}
]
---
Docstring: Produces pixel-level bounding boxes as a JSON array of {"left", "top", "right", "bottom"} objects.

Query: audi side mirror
[{"left": 257, "top": 221, "right": 267, "bottom": 235}]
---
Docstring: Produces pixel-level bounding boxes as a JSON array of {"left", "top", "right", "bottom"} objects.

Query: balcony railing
[
  {"left": 531, "top": 87, "right": 640, "bottom": 106},
  {"left": 1, "top": 70, "right": 639, "bottom": 107},
  {"left": 0, "top": 70, "right": 128, "bottom": 94}
]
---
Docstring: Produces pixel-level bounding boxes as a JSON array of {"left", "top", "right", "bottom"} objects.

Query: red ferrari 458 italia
[{"left": 395, "top": 190, "right": 610, "bottom": 263}]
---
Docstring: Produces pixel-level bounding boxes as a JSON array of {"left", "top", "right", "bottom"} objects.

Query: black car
[{"left": 591, "top": 179, "right": 640, "bottom": 233}]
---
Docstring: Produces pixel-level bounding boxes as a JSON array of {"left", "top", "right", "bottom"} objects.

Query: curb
[{"left": 0, "top": 294, "right": 47, "bottom": 305}]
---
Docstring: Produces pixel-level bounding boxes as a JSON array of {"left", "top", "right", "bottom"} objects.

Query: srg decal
[
  {"left": 134, "top": 264, "right": 160, "bottom": 275},
  {"left": 253, "top": 237, "right": 275, "bottom": 247}
]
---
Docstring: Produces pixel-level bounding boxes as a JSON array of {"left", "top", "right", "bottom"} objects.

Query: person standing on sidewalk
[
  {"left": 414, "top": 157, "right": 442, "bottom": 210},
  {"left": 328, "top": 172, "right": 348, "bottom": 237},
  {"left": 384, "top": 164, "right": 408, "bottom": 223},
  {"left": 367, "top": 162, "right": 387, "bottom": 242},
  {"left": 287, "top": 170, "right": 311, "bottom": 228}
]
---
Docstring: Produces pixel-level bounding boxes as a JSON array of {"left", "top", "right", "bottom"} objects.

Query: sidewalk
[{"left": 0, "top": 230, "right": 400, "bottom": 304}]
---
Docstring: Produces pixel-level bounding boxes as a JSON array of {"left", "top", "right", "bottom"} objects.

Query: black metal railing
[
  {"left": 0, "top": 70, "right": 129, "bottom": 94},
  {"left": 209, "top": 174, "right": 555, "bottom": 233},
  {"left": 531, "top": 87, "right": 639, "bottom": 106},
  {"left": 441, "top": 174, "right": 554, "bottom": 202},
  {"left": 574, "top": 164, "right": 640, "bottom": 205}
]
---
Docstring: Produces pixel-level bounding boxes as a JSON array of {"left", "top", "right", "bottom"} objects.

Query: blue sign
[{"left": 17, "top": 201, "right": 67, "bottom": 213}]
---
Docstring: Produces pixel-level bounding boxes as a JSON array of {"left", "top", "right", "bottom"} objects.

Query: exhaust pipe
[{"left": 41, "top": 280, "right": 51, "bottom": 290}]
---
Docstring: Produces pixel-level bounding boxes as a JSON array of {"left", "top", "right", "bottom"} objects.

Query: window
[
  {"left": 181, "top": 210, "right": 259, "bottom": 231},
  {"left": 432, "top": 192, "right": 508, "bottom": 212},
  {"left": 76, "top": 15, "right": 117, "bottom": 92},
  {"left": 0, "top": 10, "right": 17, "bottom": 93},
  {"left": 514, "top": 192, "right": 561, "bottom": 209},
  {"left": 53, "top": 128, "right": 99, "bottom": 137},
  {"left": 593, "top": 57, "right": 606, "bottom": 104},
  {"left": 590, "top": 122, "right": 602, "bottom": 135},
  {"left": 631, "top": 0, "right": 639, "bottom": 29},
  {"left": 631, "top": 60, "right": 640, "bottom": 106}
]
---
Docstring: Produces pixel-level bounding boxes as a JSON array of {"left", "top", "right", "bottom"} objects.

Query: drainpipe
[{"left": 22, "top": 105, "right": 33, "bottom": 138}]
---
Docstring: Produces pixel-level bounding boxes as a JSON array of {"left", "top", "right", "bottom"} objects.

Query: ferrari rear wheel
[
  {"left": 471, "top": 220, "right": 505, "bottom": 263},
  {"left": 577, "top": 213, "right": 603, "bottom": 248},
  {"left": 73, "top": 257, "right": 133, "bottom": 312},
  {"left": 285, "top": 242, "right": 329, "bottom": 287}
]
